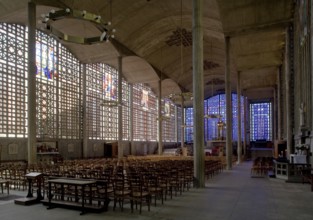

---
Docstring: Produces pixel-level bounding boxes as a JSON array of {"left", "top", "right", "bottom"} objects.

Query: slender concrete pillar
[
  {"left": 311, "top": 0, "right": 313, "bottom": 132},
  {"left": 158, "top": 80, "right": 163, "bottom": 155},
  {"left": 192, "top": 0, "right": 205, "bottom": 188},
  {"left": 129, "top": 83, "right": 134, "bottom": 155},
  {"left": 175, "top": 106, "right": 179, "bottom": 143},
  {"left": 243, "top": 97, "right": 247, "bottom": 156},
  {"left": 303, "top": 39, "right": 311, "bottom": 130},
  {"left": 225, "top": 36, "right": 233, "bottom": 170},
  {"left": 181, "top": 98, "right": 185, "bottom": 149},
  {"left": 237, "top": 72, "right": 242, "bottom": 163},
  {"left": 82, "top": 64, "right": 88, "bottom": 158},
  {"left": 27, "top": 2, "right": 37, "bottom": 164},
  {"left": 273, "top": 87, "right": 277, "bottom": 144},
  {"left": 277, "top": 69, "right": 281, "bottom": 140},
  {"left": 117, "top": 56, "right": 123, "bottom": 159},
  {"left": 285, "top": 28, "right": 292, "bottom": 157}
]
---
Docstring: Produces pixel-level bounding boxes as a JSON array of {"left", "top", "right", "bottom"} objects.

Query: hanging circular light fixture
[{"left": 40, "top": 8, "right": 116, "bottom": 44}]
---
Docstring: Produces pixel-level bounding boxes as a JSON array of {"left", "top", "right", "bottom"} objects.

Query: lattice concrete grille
[{"left": 166, "top": 28, "right": 192, "bottom": 47}]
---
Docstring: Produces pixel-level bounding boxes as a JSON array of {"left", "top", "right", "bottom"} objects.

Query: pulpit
[{"left": 15, "top": 172, "right": 44, "bottom": 205}]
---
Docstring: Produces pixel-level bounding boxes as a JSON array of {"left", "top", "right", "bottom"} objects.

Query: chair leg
[
  {"left": 119, "top": 199, "right": 124, "bottom": 211},
  {"left": 131, "top": 199, "right": 134, "bottom": 213},
  {"left": 113, "top": 198, "right": 117, "bottom": 210}
]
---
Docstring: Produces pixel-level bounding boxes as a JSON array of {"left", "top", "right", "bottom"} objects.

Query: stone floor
[{"left": 1, "top": 161, "right": 313, "bottom": 220}]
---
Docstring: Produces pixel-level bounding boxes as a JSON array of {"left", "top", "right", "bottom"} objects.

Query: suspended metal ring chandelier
[{"left": 40, "top": 8, "right": 116, "bottom": 44}]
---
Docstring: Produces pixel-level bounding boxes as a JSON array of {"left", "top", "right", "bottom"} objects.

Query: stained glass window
[
  {"left": 35, "top": 31, "right": 58, "bottom": 139},
  {"left": 231, "top": 94, "right": 245, "bottom": 141},
  {"left": 185, "top": 107, "right": 193, "bottom": 142},
  {"left": 162, "top": 100, "right": 176, "bottom": 142},
  {"left": 204, "top": 95, "right": 221, "bottom": 140},
  {"left": 0, "top": 23, "right": 27, "bottom": 138},
  {"left": 133, "top": 83, "right": 157, "bottom": 141},
  {"left": 122, "top": 81, "right": 130, "bottom": 140},
  {"left": 250, "top": 102, "right": 272, "bottom": 141},
  {"left": 86, "top": 63, "right": 118, "bottom": 140},
  {"left": 57, "top": 42, "right": 82, "bottom": 139},
  {"left": 0, "top": 23, "right": 163, "bottom": 143},
  {"left": 176, "top": 106, "right": 182, "bottom": 143},
  {"left": 1, "top": 22, "right": 252, "bottom": 146},
  {"left": 185, "top": 93, "right": 245, "bottom": 143}
]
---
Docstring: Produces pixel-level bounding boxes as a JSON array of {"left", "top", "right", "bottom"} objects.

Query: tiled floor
[{"left": 1, "top": 161, "right": 313, "bottom": 220}]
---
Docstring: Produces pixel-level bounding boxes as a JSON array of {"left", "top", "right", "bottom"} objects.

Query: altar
[
  {"left": 250, "top": 147, "right": 273, "bottom": 160},
  {"left": 290, "top": 154, "right": 307, "bottom": 164},
  {"left": 206, "top": 140, "right": 226, "bottom": 156}
]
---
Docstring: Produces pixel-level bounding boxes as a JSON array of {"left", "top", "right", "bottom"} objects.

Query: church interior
[{"left": 0, "top": 0, "right": 313, "bottom": 219}]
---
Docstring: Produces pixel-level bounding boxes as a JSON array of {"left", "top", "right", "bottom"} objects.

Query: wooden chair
[
  {"left": 112, "top": 173, "right": 131, "bottom": 211},
  {"left": 129, "top": 173, "right": 151, "bottom": 214},
  {"left": 146, "top": 173, "right": 163, "bottom": 206}
]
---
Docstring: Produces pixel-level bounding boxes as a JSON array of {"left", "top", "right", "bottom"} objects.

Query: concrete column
[
  {"left": 175, "top": 106, "right": 178, "bottom": 143},
  {"left": 225, "top": 36, "right": 233, "bottom": 170},
  {"left": 310, "top": 0, "right": 313, "bottom": 141},
  {"left": 237, "top": 72, "right": 242, "bottom": 163},
  {"left": 181, "top": 98, "right": 188, "bottom": 156},
  {"left": 311, "top": 0, "right": 313, "bottom": 131},
  {"left": 277, "top": 68, "right": 281, "bottom": 140},
  {"left": 304, "top": 39, "right": 311, "bottom": 130},
  {"left": 273, "top": 87, "right": 277, "bottom": 143},
  {"left": 285, "top": 27, "right": 292, "bottom": 157},
  {"left": 82, "top": 64, "right": 88, "bottom": 158},
  {"left": 27, "top": 2, "right": 37, "bottom": 164},
  {"left": 158, "top": 80, "right": 163, "bottom": 155},
  {"left": 243, "top": 97, "right": 247, "bottom": 156},
  {"left": 192, "top": 0, "right": 205, "bottom": 188},
  {"left": 117, "top": 56, "right": 123, "bottom": 159},
  {"left": 181, "top": 98, "right": 185, "bottom": 149},
  {"left": 129, "top": 83, "right": 134, "bottom": 155},
  {"left": 310, "top": 0, "right": 313, "bottom": 164}
]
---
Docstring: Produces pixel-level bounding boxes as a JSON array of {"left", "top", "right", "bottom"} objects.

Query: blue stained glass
[
  {"left": 185, "top": 108, "right": 193, "bottom": 142},
  {"left": 250, "top": 102, "right": 272, "bottom": 141},
  {"left": 43, "top": 66, "right": 51, "bottom": 79},
  {"left": 184, "top": 93, "right": 244, "bottom": 143},
  {"left": 35, "top": 40, "right": 57, "bottom": 81}
]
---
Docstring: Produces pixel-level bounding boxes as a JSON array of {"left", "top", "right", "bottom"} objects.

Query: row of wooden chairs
[
  {"left": 0, "top": 163, "right": 27, "bottom": 190},
  {"left": 41, "top": 160, "right": 194, "bottom": 214},
  {"left": 250, "top": 157, "right": 273, "bottom": 177},
  {"left": 1, "top": 156, "right": 224, "bottom": 214}
]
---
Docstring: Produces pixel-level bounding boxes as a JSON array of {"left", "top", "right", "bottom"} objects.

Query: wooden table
[
  {"left": 0, "top": 179, "right": 9, "bottom": 195},
  {"left": 47, "top": 178, "right": 97, "bottom": 215}
]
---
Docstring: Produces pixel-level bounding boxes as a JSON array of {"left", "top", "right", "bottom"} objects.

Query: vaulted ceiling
[{"left": 0, "top": 0, "right": 294, "bottom": 104}]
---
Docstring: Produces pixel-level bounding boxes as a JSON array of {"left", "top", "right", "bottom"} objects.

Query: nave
[{"left": 1, "top": 162, "right": 312, "bottom": 220}]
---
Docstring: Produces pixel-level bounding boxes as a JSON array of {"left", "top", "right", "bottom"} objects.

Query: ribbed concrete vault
[{"left": 0, "top": 0, "right": 294, "bottom": 100}]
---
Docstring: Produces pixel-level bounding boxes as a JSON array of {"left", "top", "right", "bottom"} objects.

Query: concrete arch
[
  {"left": 161, "top": 78, "right": 182, "bottom": 98},
  {"left": 122, "top": 56, "right": 159, "bottom": 84}
]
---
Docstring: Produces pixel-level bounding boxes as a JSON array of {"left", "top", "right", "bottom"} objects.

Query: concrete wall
[
  {"left": 0, "top": 138, "right": 177, "bottom": 163},
  {"left": 0, "top": 138, "right": 28, "bottom": 162}
]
